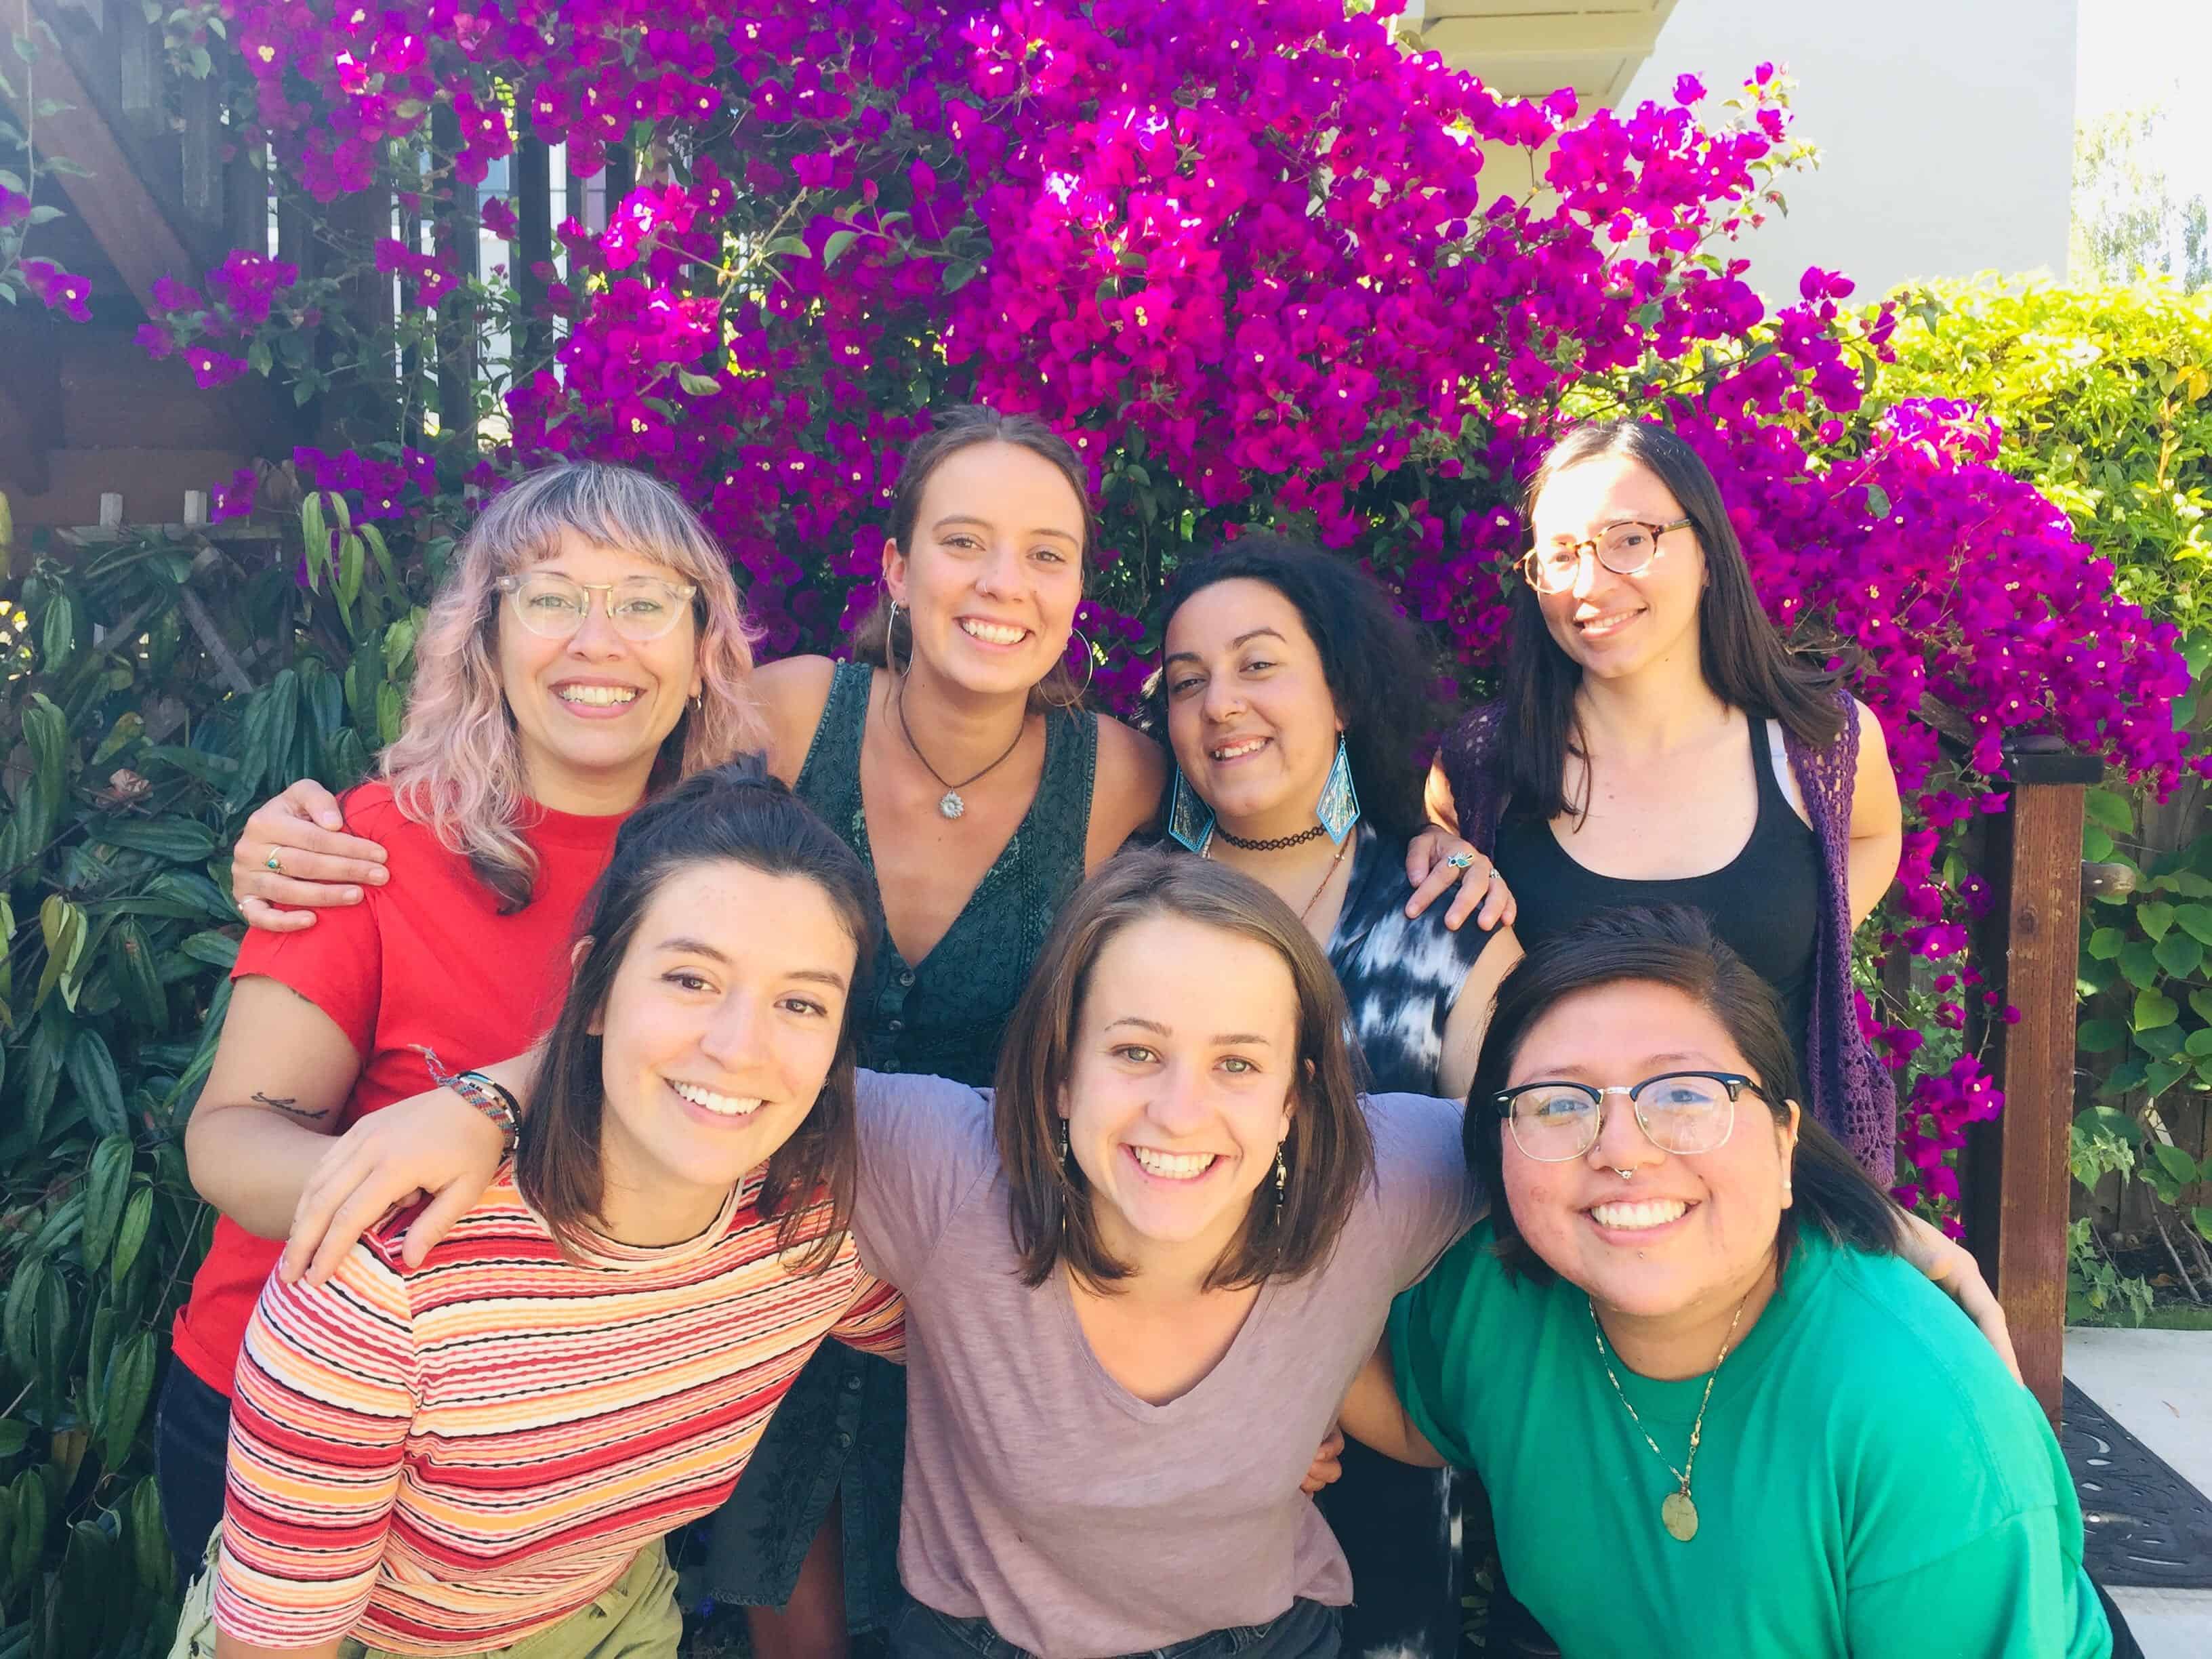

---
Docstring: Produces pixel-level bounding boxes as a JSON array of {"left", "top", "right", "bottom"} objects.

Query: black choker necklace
[{"left": 1213, "top": 823, "right": 1328, "bottom": 853}]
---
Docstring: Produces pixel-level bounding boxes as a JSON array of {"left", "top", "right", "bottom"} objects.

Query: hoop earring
[
  {"left": 1166, "top": 766, "right": 1216, "bottom": 854},
  {"left": 1044, "top": 626, "right": 1097, "bottom": 708},
  {"left": 1316, "top": 734, "right": 1360, "bottom": 844},
  {"left": 884, "top": 598, "right": 906, "bottom": 674}
]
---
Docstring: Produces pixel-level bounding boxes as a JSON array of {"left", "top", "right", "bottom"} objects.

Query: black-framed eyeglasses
[
  {"left": 1493, "top": 1071, "right": 1766, "bottom": 1162},
  {"left": 1520, "top": 517, "right": 1693, "bottom": 595},
  {"left": 495, "top": 573, "right": 699, "bottom": 642}
]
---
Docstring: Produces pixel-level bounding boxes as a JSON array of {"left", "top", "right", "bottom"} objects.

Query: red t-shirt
[{"left": 171, "top": 781, "right": 627, "bottom": 1395}]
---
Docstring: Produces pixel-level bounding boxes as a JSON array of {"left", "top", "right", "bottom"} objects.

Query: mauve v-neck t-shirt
[{"left": 850, "top": 1072, "right": 1477, "bottom": 1658}]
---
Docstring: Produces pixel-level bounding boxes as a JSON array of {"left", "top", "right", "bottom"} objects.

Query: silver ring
[
  {"left": 1486, "top": 867, "right": 1500, "bottom": 882},
  {"left": 1445, "top": 851, "right": 1475, "bottom": 870}
]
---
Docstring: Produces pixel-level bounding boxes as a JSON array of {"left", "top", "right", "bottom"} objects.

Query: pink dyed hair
[{"left": 380, "top": 462, "right": 767, "bottom": 909}]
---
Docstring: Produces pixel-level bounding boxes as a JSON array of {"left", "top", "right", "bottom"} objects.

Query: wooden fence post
[{"left": 1965, "top": 738, "right": 2100, "bottom": 1426}]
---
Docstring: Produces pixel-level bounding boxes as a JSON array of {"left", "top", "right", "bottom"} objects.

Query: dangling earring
[
  {"left": 1057, "top": 1118, "right": 1070, "bottom": 1164},
  {"left": 1044, "top": 626, "right": 1098, "bottom": 708},
  {"left": 1315, "top": 733, "right": 1360, "bottom": 844},
  {"left": 1273, "top": 1142, "right": 1288, "bottom": 1210},
  {"left": 884, "top": 598, "right": 904, "bottom": 674},
  {"left": 1166, "top": 767, "right": 1216, "bottom": 855}
]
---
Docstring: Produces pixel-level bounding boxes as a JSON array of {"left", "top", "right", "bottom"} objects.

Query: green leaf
[
  {"left": 2145, "top": 1057, "right": 2189, "bottom": 1096},
  {"left": 821, "top": 228, "right": 859, "bottom": 268},
  {"left": 2133, "top": 987, "right": 2179, "bottom": 1030},
  {"left": 2177, "top": 903, "right": 2212, "bottom": 945},
  {"left": 2137, "top": 1023, "right": 2184, "bottom": 1059},
  {"left": 2156, "top": 931, "right": 2205, "bottom": 979},
  {"left": 2193, "top": 1207, "right": 2212, "bottom": 1244},
  {"left": 36, "top": 895, "right": 89, "bottom": 1012},
  {"left": 675, "top": 368, "right": 722, "bottom": 396},
  {"left": 109, "top": 919, "right": 167, "bottom": 1029},
  {"left": 2077, "top": 1017, "right": 2128, "bottom": 1052},
  {"left": 110, "top": 1185, "right": 153, "bottom": 1283},
  {"left": 2088, "top": 926, "right": 2127, "bottom": 960},
  {"left": 96, "top": 1332, "right": 156, "bottom": 1468},
  {"left": 2192, "top": 987, "right": 2212, "bottom": 1026},
  {"left": 3, "top": 1257, "right": 45, "bottom": 1378},
  {"left": 2138, "top": 899, "right": 2175, "bottom": 941},
  {"left": 42, "top": 590, "right": 75, "bottom": 668},
  {"left": 80, "top": 1136, "right": 132, "bottom": 1269},
  {"left": 2186, "top": 1026, "right": 2212, "bottom": 1059},
  {"left": 1865, "top": 483, "right": 1891, "bottom": 518},
  {"left": 0, "top": 1420, "right": 26, "bottom": 1457},
  {"left": 95, "top": 816, "right": 220, "bottom": 862},
  {"left": 2150, "top": 1141, "right": 2200, "bottom": 1184},
  {"left": 65, "top": 1027, "right": 127, "bottom": 1136},
  {"left": 2083, "top": 787, "right": 2135, "bottom": 836},
  {"left": 2120, "top": 939, "right": 2162, "bottom": 990}
]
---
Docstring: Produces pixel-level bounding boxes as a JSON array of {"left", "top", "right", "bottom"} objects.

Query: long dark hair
[
  {"left": 996, "top": 848, "right": 1376, "bottom": 1293},
  {"left": 1498, "top": 418, "right": 1846, "bottom": 823},
  {"left": 1465, "top": 905, "right": 1900, "bottom": 1281},
  {"left": 514, "top": 760, "right": 878, "bottom": 1267},
  {"left": 851, "top": 403, "right": 1099, "bottom": 710},
  {"left": 1143, "top": 535, "right": 1437, "bottom": 838}
]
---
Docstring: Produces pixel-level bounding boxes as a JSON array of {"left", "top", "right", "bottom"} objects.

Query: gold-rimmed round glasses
[
  {"left": 1494, "top": 1070, "right": 1764, "bottom": 1162},
  {"left": 495, "top": 573, "right": 699, "bottom": 642},
  {"left": 1521, "top": 518, "right": 1693, "bottom": 596}
]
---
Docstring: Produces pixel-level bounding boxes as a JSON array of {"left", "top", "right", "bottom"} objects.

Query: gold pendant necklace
[{"left": 1587, "top": 1286, "right": 1755, "bottom": 1543}]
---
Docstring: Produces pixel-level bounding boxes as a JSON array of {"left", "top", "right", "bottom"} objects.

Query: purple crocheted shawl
[{"left": 1438, "top": 695, "right": 1896, "bottom": 1181}]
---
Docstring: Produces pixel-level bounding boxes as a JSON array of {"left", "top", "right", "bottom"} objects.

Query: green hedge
[
  {"left": 0, "top": 507, "right": 425, "bottom": 1651},
  {"left": 1879, "top": 276, "right": 2212, "bottom": 1313}
]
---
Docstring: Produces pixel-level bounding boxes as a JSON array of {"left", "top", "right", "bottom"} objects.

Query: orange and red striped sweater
[{"left": 213, "top": 1168, "right": 904, "bottom": 1653}]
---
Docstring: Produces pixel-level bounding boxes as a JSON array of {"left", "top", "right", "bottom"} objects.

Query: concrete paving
[{"left": 2065, "top": 1327, "right": 2212, "bottom": 1659}]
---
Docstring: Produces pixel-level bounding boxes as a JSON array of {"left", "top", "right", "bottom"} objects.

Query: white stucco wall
[{"left": 1618, "top": 0, "right": 2077, "bottom": 300}]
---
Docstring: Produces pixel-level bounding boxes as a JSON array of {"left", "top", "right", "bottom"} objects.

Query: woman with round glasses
[
  {"left": 1433, "top": 417, "right": 1904, "bottom": 1179},
  {"left": 159, "top": 462, "right": 765, "bottom": 1570},
  {"left": 1345, "top": 906, "right": 2111, "bottom": 1659}
]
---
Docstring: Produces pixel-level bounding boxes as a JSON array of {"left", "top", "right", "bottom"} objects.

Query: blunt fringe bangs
[
  {"left": 1496, "top": 417, "right": 1847, "bottom": 825},
  {"left": 1143, "top": 534, "right": 1437, "bottom": 838},
  {"left": 514, "top": 759, "right": 876, "bottom": 1268},
  {"left": 851, "top": 404, "right": 1101, "bottom": 711},
  {"left": 1464, "top": 905, "right": 1902, "bottom": 1282},
  {"left": 996, "top": 848, "right": 1376, "bottom": 1294},
  {"left": 382, "top": 461, "right": 768, "bottom": 912}
]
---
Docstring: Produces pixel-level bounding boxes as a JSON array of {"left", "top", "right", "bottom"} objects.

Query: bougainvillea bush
[{"left": 4, "top": 3, "right": 2208, "bottom": 1639}]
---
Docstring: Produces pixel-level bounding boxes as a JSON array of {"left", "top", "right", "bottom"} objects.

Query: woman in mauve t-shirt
[{"left": 157, "top": 462, "right": 767, "bottom": 1570}]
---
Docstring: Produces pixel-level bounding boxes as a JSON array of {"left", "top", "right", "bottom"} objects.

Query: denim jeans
[
  {"left": 153, "top": 1361, "right": 233, "bottom": 1571},
  {"left": 886, "top": 1595, "right": 1342, "bottom": 1659}
]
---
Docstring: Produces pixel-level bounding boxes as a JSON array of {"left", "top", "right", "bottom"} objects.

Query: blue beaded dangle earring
[
  {"left": 1165, "top": 766, "right": 1216, "bottom": 855},
  {"left": 1315, "top": 734, "right": 1360, "bottom": 844}
]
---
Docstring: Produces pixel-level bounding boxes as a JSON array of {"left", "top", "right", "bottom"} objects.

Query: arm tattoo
[{"left": 251, "top": 1090, "right": 329, "bottom": 1124}]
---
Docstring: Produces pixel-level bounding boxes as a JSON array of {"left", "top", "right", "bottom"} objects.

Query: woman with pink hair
[{"left": 156, "top": 462, "right": 769, "bottom": 1571}]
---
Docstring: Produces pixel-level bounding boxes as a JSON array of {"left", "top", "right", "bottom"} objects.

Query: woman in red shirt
[{"left": 157, "top": 462, "right": 767, "bottom": 1569}]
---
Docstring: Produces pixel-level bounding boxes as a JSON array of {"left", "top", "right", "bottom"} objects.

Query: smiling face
[
  {"left": 882, "top": 439, "right": 1087, "bottom": 698},
  {"left": 1500, "top": 979, "right": 1797, "bottom": 1326},
  {"left": 1161, "top": 578, "right": 1343, "bottom": 840},
  {"left": 1061, "top": 913, "right": 1299, "bottom": 1269},
  {"left": 1528, "top": 453, "right": 1704, "bottom": 685},
  {"left": 495, "top": 527, "right": 703, "bottom": 813},
  {"left": 590, "top": 860, "right": 858, "bottom": 1231}
]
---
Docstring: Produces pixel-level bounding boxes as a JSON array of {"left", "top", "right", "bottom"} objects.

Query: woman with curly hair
[{"left": 158, "top": 462, "right": 767, "bottom": 1571}]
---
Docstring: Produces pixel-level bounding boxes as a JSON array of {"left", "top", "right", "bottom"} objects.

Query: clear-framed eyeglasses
[
  {"left": 1494, "top": 1071, "right": 1766, "bottom": 1162},
  {"left": 495, "top": 573, "right": 699, "bottom": 643},
  {"left": 1520, "top": 518, "right": 1693, "bottom": 596}
]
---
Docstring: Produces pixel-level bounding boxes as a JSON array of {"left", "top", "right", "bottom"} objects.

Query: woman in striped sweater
[{"left": 171, "top": 766, "right": 904, "bottom": 1659}]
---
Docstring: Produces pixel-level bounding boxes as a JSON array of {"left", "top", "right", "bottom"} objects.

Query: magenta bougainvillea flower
[{"left": 141, "top": 0, "right": 2201, "bottom": 1195}]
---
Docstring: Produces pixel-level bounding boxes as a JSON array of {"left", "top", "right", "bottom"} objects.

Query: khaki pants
[{"left": 168, "top": 1529, "right": 682, "bottom": 1659}]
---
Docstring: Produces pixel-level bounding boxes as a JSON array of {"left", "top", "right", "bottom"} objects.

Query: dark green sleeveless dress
[{"left": 705, "top": 659, "right": 1099, "bottom": 1626}]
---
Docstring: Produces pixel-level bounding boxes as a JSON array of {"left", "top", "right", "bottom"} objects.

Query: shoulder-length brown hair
[
  {"left": 996, "top": 848, "right": 1375, "bottom": 1293},
  {"left": 851, "top": 403, "right": 1101, "bottom": 710},
  {"left": 516, "top": 760, "right": 876, "bottom": 1267}
]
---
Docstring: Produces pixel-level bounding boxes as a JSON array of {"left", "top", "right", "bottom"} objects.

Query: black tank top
[{"left": 1496, "top": 716, "right": 1822, "bottom": 1082}]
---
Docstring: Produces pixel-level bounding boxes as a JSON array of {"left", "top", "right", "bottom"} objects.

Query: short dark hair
[
  {"left": 852, "top": 403, "right": 1099, "bottom": 710},
  {"left": 1465, "top": 905, "right": 1901, "bottom": 1280},
  {"left": 1142, "top": 535, "right": 1438, "bottom": 838},
  {"left": 996, "top": 848, "right": 1376, "bottom": 1292},
  {"left": 516, "top": 760, "right": 878, "bottom": 1267},
  {"left": 1497, "top": 418, "right": 1847, "bottom": 824}
]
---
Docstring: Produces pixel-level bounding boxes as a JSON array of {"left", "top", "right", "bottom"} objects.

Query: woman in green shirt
[{"left": 1346, "top": 905, "right": 2112, "bottom": 1659}]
